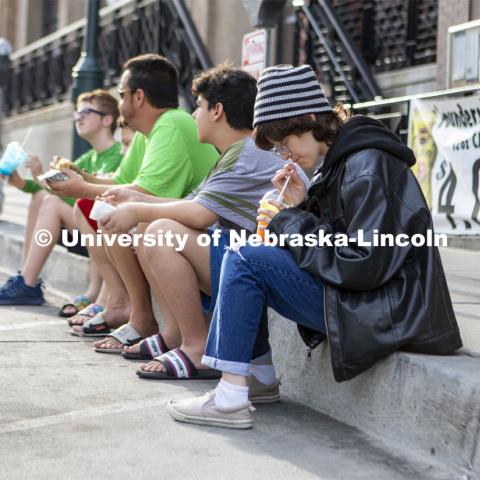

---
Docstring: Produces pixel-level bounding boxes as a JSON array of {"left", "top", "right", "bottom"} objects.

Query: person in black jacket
[{"left": 166, "top": 64, "right": 462, "bottom": 430}]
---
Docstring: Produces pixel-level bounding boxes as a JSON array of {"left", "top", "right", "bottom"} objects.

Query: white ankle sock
[{"left": 215, "top": 379, "right": 249, "bottom": 410}]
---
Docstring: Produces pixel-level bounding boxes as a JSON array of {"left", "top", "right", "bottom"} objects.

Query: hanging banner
[{"left": 408, "top": 96, "right": 480, "bottom": 234}]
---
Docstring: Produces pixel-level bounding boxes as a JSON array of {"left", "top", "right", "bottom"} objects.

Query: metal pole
[
  {"left": 0, "top": 37, "right": 12, "bottom": 154},
  {"left": 0, "top": 86, "right": 4, "bottom": 153},
  {"left": 0, "top": 37, "right": 12, "bottom": 215},
  {"left": 0, "top": 88, "right": 4, "bottom": 214},
  {"left": 265, "top": 28, "right": 272, "bottom": 68},
  {"left": 71, "top": 0, "right": 103, "bottom": 159}
]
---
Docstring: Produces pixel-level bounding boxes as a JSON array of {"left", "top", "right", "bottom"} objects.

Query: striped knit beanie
[{"left": 253, "top": 64, "right": 331, "bottom": 127}]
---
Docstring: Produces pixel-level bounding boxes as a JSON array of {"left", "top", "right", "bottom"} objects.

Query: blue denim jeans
[{"left": 202, "top": 243, "right": 326, "bottom": 376}]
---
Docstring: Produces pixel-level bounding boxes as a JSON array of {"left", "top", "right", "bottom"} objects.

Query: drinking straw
[
  {"left": 21, "top": 126, "right": 33, "bottom": 149},
  {"left": 276, "top": 174, "right": 291, "bottom": 203}
]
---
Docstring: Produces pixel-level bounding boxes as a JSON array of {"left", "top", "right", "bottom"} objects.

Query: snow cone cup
[{"left": 0, "top": 142, "right": 28, "bottom": 176}]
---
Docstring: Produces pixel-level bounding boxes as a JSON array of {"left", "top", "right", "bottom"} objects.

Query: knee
[
  {"left": 39, "top": 193, "right": 62, "bottom": 213},
  {"left": 140, "top": 218, "right": 184, "bottom": 258},
  {"left": 40, "top": 192, "right": 61, "bottom": 208},
  {"left": 145, "top": 218, "right": 182, "bottom": 237},
  {"left": 229, "top": 244, "right": 263, "bottom": 264}
]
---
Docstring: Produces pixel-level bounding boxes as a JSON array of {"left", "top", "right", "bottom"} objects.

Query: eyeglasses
[
  {"left": 73, "top": 108, "right": 107, "bottom": 121},
  {"left": 272, "top": 139, "right": 292, "bottom": 159}
]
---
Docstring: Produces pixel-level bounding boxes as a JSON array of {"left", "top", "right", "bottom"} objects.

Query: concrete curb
[
  {"left": 269, "top": 314, "right": 480, "bottom": 477},
  {"left": 447, "top": 235, "right": 480, "bottom": 251},
  {"left": 0, "top": 220, "right": 479, "bottom": 478}
]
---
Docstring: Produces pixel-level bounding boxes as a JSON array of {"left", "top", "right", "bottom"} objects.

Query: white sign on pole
[
  {"left": 408, "top": 95, "right": 480, "bottom": 234},
  {"left": 242, "top": 29, "right": 267, "bottom": 80}
]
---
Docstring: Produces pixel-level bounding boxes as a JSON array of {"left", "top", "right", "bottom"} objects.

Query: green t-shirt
[
  {"left": 113, "top": 132, "right": 146, "bottom": 185},
  {"left": 74, "top": 142, "right": 122, "bottom": 174},
  {"left": 22, "top": 142, "right": 123, "bottom": 206},
  {"left": 114, "top": 109, "right": 218, "bottom": 198}
]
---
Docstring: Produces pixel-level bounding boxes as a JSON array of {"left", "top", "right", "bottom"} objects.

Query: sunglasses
[{"left": 73, "top": 108, "right": 107, "bottom": 121}]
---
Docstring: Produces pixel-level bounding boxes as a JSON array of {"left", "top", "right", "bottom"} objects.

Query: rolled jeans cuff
[
  {"left": 251, "top": 349, "right": 272, "bottom": 365},
  {"left": 202, "top": 354, "right": 250, "bottom": 377}
]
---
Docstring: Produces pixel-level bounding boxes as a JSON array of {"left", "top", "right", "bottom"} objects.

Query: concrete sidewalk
[
  {"left": 0, "top": 275, "right": 456, "bottom": 480},
  {"left": 0, "top": 200, "right": 479, "bottom": 478}
]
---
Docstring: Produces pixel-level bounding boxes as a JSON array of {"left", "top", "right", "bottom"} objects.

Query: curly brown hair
[
  {"left": 192, "top": 63, "right": 257, "bottom": 130},
  {"left": 253, "top": 104, "right": 349, "bottom": 151}
]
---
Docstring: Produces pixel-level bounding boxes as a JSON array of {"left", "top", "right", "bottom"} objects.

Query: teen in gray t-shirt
[{"left": 190, "top": 136, "right": 309, "bottom": 233}]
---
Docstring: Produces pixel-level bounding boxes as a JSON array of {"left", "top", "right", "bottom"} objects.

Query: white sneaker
[{"left": 167, "top": 390, "right": 255, "bottom": 430}]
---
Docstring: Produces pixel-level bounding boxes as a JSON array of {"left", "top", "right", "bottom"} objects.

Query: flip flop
[
  {"left": 121, "top": 332, "right": 168, "bottom": 360},
  {"left": 67, "top": 303, "right": 104, "bottom": 327},
  {"left": 136, "top": 349, "right": 221, "bottom": 380},
  {"left": 94, "top": 324, "right": 142, "bottom": 354},
  {"left": 59, "top": 295, "right": 92, "bottom": 318},
  {"left": 70, "top": 313, "right": 112, "bottom": 337}
]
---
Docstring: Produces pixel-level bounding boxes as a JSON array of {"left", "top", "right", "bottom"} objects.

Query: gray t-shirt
[{"left": 189, "top": 136, "right": 309, "bottom": 233}]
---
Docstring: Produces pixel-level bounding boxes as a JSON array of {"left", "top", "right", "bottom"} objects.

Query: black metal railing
[
  {"left": 295, "top": 0, "right": 438, "bottom": 104},
  {"left": 295, "top": 0, "right": 382, "bottom": 105},
  {"left": 3, "top": 0, "right": 212, "bottom": 116},
  {"left": 348, "top": 84, "right": 480, "bottom": 146}
]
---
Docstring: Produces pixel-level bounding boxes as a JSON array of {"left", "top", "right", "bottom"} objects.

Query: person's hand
[
  {"left": 5, "top": 169, "right": 25, "bottom": 189},
  {"left": 271, "top": 163, "right": 307, "bottom": 206},
  {"left": 46, "top": 169, "right": 85, "bottom": 198},
  {"left": 25, "top": 154, "right": 43, "bottom": 179},
  {"left": 99, "top": 203, "right": 138, "bottom": 234},
  {"left": 100, "top": 187, "right": 140, "bottom": 206},
  {"left": 256, "top": 199, "right": 286, "bottom": 231}
]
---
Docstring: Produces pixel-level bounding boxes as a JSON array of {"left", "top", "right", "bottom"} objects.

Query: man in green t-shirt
[
  {"left": 48, "top": 54, "right": 218, "bottom": 339},
  {"left": 0, "top": 90, "right": 122, "bottom": 306},
  {"left": 89, "top": 66, "right": 290, "bottom": 373}
]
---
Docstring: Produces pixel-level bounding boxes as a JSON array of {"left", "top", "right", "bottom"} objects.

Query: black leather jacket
[{"left": 269, "top": 116, "right": 462, "bottom": 382}]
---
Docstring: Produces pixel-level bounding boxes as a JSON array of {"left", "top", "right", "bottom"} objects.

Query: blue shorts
[{"left": 201, "top": 229, "right": 231, "bottom": 314}]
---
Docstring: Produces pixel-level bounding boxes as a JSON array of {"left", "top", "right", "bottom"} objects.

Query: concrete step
[
  {"left": 0, "top": 220, "right": 89, "bottom": 299},
  {"left": 0, "top": 284, "right": 456, "bottom": 480},
  {"left": 1, "top": 183, "right": 30, "bottom": 226},
  {"left": 0, "top": 219, "right": 479, "bottom": 477},
  {"left": 270, "top": 316, "right": 480, "bottom": 478}
]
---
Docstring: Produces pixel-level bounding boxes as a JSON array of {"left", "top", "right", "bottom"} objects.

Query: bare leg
[
  {"left": 93, "top": 229, "right": 158, "bottom": 350},
  {"left": 61, "top": 263, "right": 103, "bottom": 317},
  {"left": 135, "top": 219, "right": 212, "bottom": 372},
  {"left": 95, "top": 282, "right": 108, "bottom": 306},
  {"left": 123, "top": 223, "right": 183, "bottom": 353},
  {"left": 22, "top": 194, "right": 76, "bottom": 287},
  {"left": 223, "top": 372, "right": 248, "bottom": 387},
  {"left": 22, "top": 190, "right": 47, "bottom": 267},
  {"left": 84, "top": 264, "right": 102, "bottom": 302},
  {"left": 69, "top": 204, "right": 130, "bottom": 326}
]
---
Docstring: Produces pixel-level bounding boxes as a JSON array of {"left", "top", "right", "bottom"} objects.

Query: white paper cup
[{"left": 89, "top": 200, "right": 117, "bottom": 221}]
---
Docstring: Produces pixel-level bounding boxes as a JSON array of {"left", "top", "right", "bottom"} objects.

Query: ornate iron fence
[{"left": 3, "top": 0, "right": 212, "bottom": 116}]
